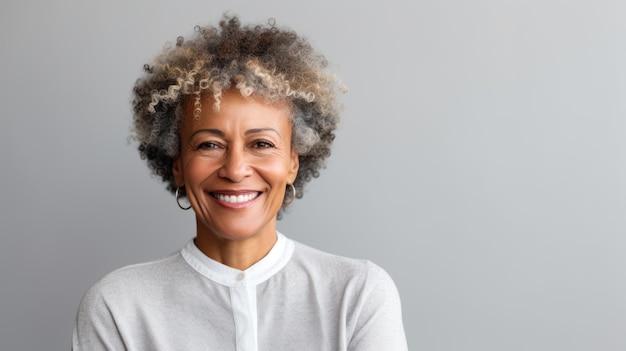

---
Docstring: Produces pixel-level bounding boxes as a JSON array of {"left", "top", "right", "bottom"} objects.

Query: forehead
[{"left": 179, "top": 91, "right": 292, "bottom": 128}]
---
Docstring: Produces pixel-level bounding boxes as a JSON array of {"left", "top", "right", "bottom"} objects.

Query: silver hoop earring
[
  {"left": 283, "top": 183, "right": 296, "bottom": 206},
  {"left": 175, "top": 186, "right": 192, "bottom": 210}
]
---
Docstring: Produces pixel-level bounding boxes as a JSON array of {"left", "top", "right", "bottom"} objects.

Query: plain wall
[{"left": 1, "top": 0, "right": 625, "bottom": 350}]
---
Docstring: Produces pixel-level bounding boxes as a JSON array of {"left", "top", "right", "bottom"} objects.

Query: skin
[{"left": 172, "top": 90, "right": 299, "bottom": 270}]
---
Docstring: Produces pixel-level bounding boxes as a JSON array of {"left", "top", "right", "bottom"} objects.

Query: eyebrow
[
  {"left": 245, "top": 128, "right": 281, "bottom": 137},
  {"left": 190, "top": 129, "right": 224, "bottom": 138},
  {"left": 190, "top": 128, "right": 281, "bottom": 138}
]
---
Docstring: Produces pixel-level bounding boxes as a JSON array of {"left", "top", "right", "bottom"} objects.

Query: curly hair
[{"left": 130, "top": 15, "right": 345, "bottom": 215}]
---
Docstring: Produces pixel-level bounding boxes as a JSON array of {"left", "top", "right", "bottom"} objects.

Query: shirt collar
[{"left": 181, "top": 232, "right": 294, "bottom": 287}]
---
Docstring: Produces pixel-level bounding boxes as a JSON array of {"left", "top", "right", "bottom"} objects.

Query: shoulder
[
  {"left": 289, "top": 240, "right": 399, "bottom": 294},
  {"left": 291, "top": 240, "right": 388, "bottom": 272},
  {"left": 79, "top": 252, "right": 184, "bottom": 307},
  {"left": 100, "top": 252, "right": 181, "bottom": 284}
]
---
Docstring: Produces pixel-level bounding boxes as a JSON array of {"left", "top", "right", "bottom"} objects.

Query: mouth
[{"left": 210, "top": 191, "right": 261, "bottom": 204}]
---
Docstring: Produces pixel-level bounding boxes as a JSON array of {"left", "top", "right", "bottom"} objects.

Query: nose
[{"left": 217, "top": 147, "right": 252, "bottom": 182}]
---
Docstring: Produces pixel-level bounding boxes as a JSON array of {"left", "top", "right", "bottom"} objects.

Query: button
[{"left": 236, "top": 273, "right": 245, "bottom": 281}]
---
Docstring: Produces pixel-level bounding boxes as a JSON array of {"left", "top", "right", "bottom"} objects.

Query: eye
[
  {"left": 252, "top": 140, "right": 275, "bottom": 148},
  {"left": 197, "top": 141, "right": 220, "bottom": 150}
]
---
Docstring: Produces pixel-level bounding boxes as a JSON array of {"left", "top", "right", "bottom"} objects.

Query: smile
[{"left": 211, "top": 192, "right": 260, "bottom": 204}]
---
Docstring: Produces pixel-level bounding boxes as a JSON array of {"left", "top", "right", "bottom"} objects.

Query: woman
[{"left": 73, "top": 15, "right": 407, "bottom": 350}]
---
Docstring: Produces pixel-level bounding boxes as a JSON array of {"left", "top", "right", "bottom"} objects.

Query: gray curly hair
[{"left": 130, "top": 15, "right": 344, "bottom": 214}]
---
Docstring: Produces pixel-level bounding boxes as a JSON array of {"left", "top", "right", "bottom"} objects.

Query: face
[{"left": 173, "top": 90, "right": 299, "bottom": 243}]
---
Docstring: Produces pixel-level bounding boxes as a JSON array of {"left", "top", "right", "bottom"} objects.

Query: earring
[
  {"left": 283, "top": 183, "right": 296, "bottom": 206},
  {"left": 175, "top": 186, "right": 192, "bottom": 210}
]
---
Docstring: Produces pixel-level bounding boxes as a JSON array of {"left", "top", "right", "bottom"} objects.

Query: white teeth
[{"left": 215, "top": 192, "right": 258, "bottom": 203}]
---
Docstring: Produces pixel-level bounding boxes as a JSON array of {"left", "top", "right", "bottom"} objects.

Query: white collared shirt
[{"left": 181, "top": 233, "right": 294, "bottom": 351}]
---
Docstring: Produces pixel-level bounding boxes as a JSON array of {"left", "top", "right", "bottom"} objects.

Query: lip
[{"left": 209, "top": 190, "right": 261, "bottom": 209}]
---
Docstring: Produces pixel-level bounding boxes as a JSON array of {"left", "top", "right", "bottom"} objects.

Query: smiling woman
[{"left": 72, "top": 14, "right": 407, "bottom": 351}]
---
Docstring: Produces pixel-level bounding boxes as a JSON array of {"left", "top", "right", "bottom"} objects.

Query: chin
[{"left": 201, "top": 217, "right": 276, "bottom": 242}]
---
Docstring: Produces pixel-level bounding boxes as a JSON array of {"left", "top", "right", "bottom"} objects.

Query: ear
[
  {"left": 172, "top": 156, "right": 185, "bottom": 186},
  {"left": 287, "top": 149, "right": 300, "bottom": 184}
]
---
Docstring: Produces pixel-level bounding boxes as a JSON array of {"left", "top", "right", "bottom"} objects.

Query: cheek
[
  {"left": 183, "top": 157, "right": 219, "bottom": 183},
  {"left": 259, "top": 166, "right": 292, "bottom": 195}
]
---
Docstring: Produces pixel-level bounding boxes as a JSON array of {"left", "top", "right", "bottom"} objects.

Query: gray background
[{"left": 1, "top": 0, "right": 625, "bottom": 350}]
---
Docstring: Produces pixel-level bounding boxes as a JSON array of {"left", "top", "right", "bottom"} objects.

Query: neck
[{"left": 194, "top": 222, "right": 278, "bottom": 271}]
